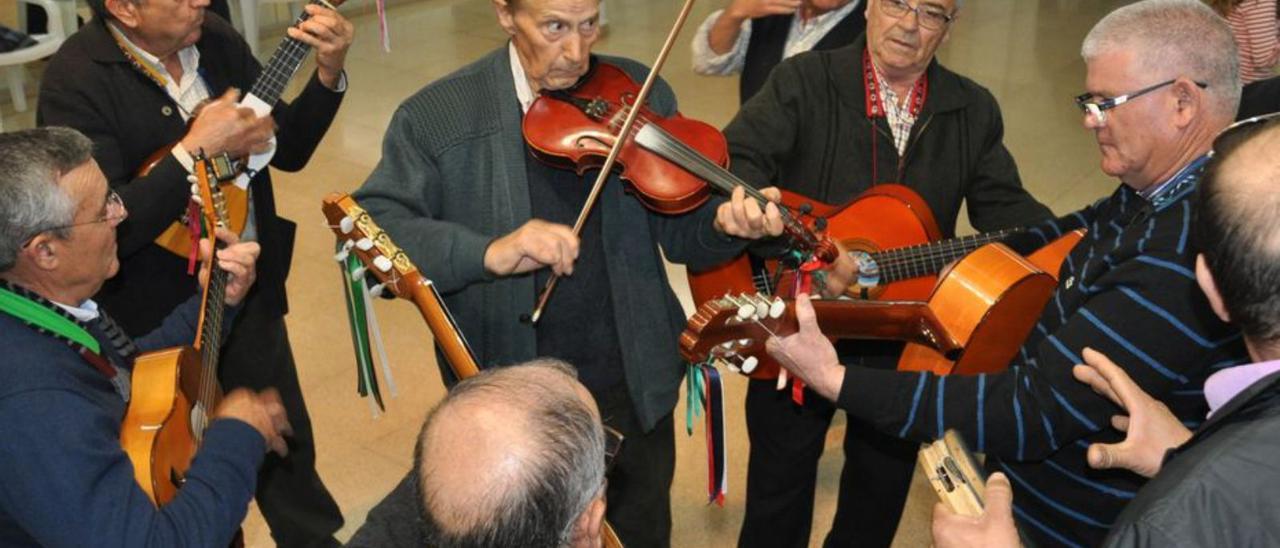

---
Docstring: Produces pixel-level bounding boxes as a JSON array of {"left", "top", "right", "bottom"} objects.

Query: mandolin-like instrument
[
  {"left": 121, "top": 153, "right": 236, "bottom": 506},
  {"left": 321, "top": 193, "right": 624, "bottom": 548},
  {"left": 144, "top": 0, "right": 348, "bottom": 259}
]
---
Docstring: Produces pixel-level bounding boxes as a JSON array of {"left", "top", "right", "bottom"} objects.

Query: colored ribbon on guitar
[
  {"left": 685, "top": 360, "right": 727, "bottom": 506},
  {"left": 338, "top": 253, "right": 398, "bottom": 416}
]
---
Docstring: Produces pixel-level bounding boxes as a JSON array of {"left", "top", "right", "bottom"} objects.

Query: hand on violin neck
[
  {"left": 765, "top": 293, "right": 844, "bottom": 401},
  {"left": 484, "top": 219, "right": 580, "bottom": 277},
  {"left": 715, "top": 185, "right": 786, "bottom": 240}
]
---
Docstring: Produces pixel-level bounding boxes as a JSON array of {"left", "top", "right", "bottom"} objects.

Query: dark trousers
[
  {"left": 595, "top": 381, "right": 676, "bottom": 548},
  {"left": 738, "top": 379, "right": 917, "bottom": 548},
  {"left": 221, "top": 291, "right": 343, "bottom": 547}
]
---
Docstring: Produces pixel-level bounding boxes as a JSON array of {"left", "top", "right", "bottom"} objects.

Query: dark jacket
[
  {"left": 353, "top": 48, "right": 747, "bottom": 431},
  {"left": 36, "top": 14, "right": 344, "bottom": 335},
  {"left": 1104, "top": 370, "right": 1280, "bottom": 547},
  {"left": 725, "top": 36, "right": 1052, "bottom": 236},
  {"left": 0, "top": 296, "right": 264, "bottom": 547},
  {"left": 739, "top": 8, "right": 866, "bottom": 104}
]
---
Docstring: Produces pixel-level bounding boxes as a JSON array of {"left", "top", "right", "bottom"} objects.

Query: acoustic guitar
[
  {"left": 321, "top": 193, "right": 624, "bottom": 548},
  {"left": 121, "top": 153, "right": 235, "bottom": 506},
  {"left": 145, "top": 0, "right": 349, "bottom": 259},
  {"left": 681, "top": 236, "right": 1083, "bottom": 378}
]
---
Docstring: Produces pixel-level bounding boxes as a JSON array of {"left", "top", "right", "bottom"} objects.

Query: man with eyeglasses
[
  {"left": 764, "top": 1, "right": 1249, "bottom": 545},
  {"left": 718, "top": 0, "right": 1052, "bottom": 545},
  {"left": 932, "top": 114, "right": 1280, "bottom": 547},
  {"left": 0, "top": 127, "right": 292, "bottom": 546},
  {"left": 347, "top": 359, "right": 618, "bottom": 548}
]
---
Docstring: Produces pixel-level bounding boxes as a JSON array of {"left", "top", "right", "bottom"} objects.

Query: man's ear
[
  {"left": 105, "top": 0, "right": 141, "bottom": 29},
  {"left": 569, "top": 490, "right": 607, "bottom": 548},
  {"left": 1196, "top": 254, "right": 1231, "bottom": 324},
  {"left": 1170, "top": 77, "right": 1203, "bottom": 130},
  {"left": 17, "top": 234, "right": 62, "bottom": 274},
  {"left": 493, "top": 0, "right": 518, "bottom": 36}
]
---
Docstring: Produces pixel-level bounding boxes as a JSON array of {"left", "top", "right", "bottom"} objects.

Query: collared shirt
[
  {"left": 1205, "top": 359, "right": 1280, "bottom": 417},
  {"left": 691, "top": 1, "right": 862, "bottom": 76},
  {"left": 510, "top": 41, "right": 536, "bottom": 114},
  {"left": 52, "top": 299, "right": 101, "bottom": 323},
  {"left": 870, "top": 59, "right": 917, "bottom": 156}
]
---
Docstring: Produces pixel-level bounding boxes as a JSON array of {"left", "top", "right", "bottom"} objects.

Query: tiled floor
[{"left": 3, "top": 0, "right": 1137, "bottom": 545}]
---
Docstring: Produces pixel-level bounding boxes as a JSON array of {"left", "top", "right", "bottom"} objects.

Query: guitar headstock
[
  {"left": 679, "top": 292, "right": 797, "bottom": 376},
  {"left": 322, "top": 192, "right": 422, "bottom": 299},
  {"left": 192, "top": 151, "right": 231, "bottom": 231}
]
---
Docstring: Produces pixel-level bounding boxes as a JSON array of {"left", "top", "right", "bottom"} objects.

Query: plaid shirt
[{"left": 872, "top": 62, "right": 917, "bottom": 155}]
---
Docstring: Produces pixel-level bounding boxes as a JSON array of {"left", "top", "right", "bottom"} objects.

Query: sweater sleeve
[
  {"left": 0, "top": 390, "right": 264, "bottom": 547},
  {"left": 836, "top": 205, "right": 1239, "bottom": 461},
  {"left": 353, "top": 107, "right": 495, "bottom": 294},
  {"left": 961, "top": 88, "right": 1054, "bottom": 232}
]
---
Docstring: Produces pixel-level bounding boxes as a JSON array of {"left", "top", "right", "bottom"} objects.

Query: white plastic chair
[
  {"left": 0, "top": 0, "right": 67, "bottom": 114},
  {"left": 238, "top": 0, "right": 305, "bottom": 57}
]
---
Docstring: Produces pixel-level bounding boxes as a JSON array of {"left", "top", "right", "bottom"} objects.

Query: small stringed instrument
[
  {"left": 682, "top": 237, "right": 1083, "bottom": 378},
  {"left": 689, "top": 184, "right": 1032, "bottom": 306},
  {"left": 146, "top": 0, "right": 348, "bottom": 259},
  {"left": 122, "top": 153, "right": 235, "bottom": 506},
  {"left": 321, "top": 193, "right": 624, "bottom": 548}
]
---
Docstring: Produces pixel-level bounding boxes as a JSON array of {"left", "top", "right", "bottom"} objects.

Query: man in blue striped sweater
[{"left": 767, "top": 1, "right": 1249, "bottom": 545}]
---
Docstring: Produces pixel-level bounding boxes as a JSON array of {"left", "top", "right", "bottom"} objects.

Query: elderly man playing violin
[
  {"left": 763, "top": 1, "right": 1250, "bottom": 545},
  {"left": 0, "top": 127, "right": 290, "bottom": 547},
  {"left": 353, "top": 0, "right": 784, "bottom": 545}
]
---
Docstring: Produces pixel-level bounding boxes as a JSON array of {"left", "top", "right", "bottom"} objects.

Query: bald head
[
  {"left": 415, "top": 359, "right": 606, "bottom": 548},
  {"left": 1195, "top": 116, "right": 1280, "bottom": 346}
]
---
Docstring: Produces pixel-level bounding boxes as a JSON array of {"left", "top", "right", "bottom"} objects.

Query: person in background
[
  {"left": 691, "top": 0, "right": 865, "bottom": 103},
  {"left": 1208, "top": 0, "right": 1278, "bottom": 83}
]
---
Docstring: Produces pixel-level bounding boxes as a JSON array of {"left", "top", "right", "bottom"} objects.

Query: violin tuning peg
[{"left": 339, "top": 216, "right": 356, "bottom": 234}]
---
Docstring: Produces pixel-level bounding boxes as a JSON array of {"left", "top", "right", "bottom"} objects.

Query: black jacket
[
  {"left": 1105, "top": 370, "right": 1280, "bottom": 547},
  {"left": 36, "top": 15, "right": 343, "bottom": 334},
  {"left": 738, "top": 8, "right": 866, "bottom": 104},
  {"left": 725, "top": 36, "right": 1051, "bottom": 236}
]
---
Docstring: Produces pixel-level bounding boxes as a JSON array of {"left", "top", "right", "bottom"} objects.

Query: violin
[{"left": 522, "top": 60, "right": 838, "bottom": 263}]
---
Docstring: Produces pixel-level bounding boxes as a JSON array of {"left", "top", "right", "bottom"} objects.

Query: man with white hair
[{"left": 767, "top": 1, "right": 1249, "bottom": 545}]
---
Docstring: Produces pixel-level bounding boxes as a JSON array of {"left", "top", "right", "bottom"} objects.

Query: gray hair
[
  {"left": 1081, "top": 0, "right": 1240, "bottom": 120},
  {"left": 0, "top": 127, "right": 93, "bottom": 272},
  {"left": 416, "top": 358, "right": 606, "bottom": 548}
]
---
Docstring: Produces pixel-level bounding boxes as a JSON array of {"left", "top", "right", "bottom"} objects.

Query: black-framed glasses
[
  {"left": 1074, "top": 79, "right": 1208, "bottom": 125},
  {"left": 21, "top": 190, "right": 128, "bottom": 248},
  {"left": 603, "top": 424, "right": 624, "bottom": 473},
  {"left": 1210, "top": 111, "right": 1280, "bottom": 158},
  {"left": 879, "top": 0, "right": 955, "bottom": 31}
]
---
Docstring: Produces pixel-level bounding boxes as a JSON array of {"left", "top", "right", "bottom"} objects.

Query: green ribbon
[{"left": 0, "top": 286, "right": 100, "bottom": 354}]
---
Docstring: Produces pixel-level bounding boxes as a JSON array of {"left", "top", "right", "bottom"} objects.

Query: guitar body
[
  {"left": 137, "top": 146, "right": 251, "bottom": 259},
  {"left": 121, "top": 346, "right": 205, "bottom": 505},
  {"left": 897, "top": 244, "right": 1056, "bottom": 376},
  {"left": 687, "top": 184, "right": 942, "bottom": 306}
]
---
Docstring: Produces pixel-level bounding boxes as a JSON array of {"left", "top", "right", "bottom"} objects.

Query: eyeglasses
[
  {"left": 21, "top": 190, "right": 128, "bottom": 248},
  {"left": 603, "top": 424, "right": 624, "bottom": 473},
  {"left": 1075, "top": 79, "right": 1208, "bottom": 125},
  {"left": 1209, "top": 111, "right": 1280, "bottom": 158},
  {"left": 879, "top": 0, "right": 955, "bottom": 31}
]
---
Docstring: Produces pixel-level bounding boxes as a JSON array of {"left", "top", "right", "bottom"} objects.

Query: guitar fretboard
[
  {"left": 248, "top": 0, "right": 324, "bottom": 105},
  {"left": 872, "top": 228, "right": 1022, "bottom": 284}
]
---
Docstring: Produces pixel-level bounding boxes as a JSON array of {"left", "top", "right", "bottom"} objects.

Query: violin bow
[{"left": 525, "top": 0, "right": 700, "bottom": 325}]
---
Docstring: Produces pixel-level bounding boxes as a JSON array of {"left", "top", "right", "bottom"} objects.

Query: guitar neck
[
  {"left": 407, "top": 278, "right": 482, "bottom": 381},
  {"left": 247, "top": 0, "right": 322, "bottom": 104},
  {"left": 872, "top": 228, "right": 1021, "bottom": 284},
  {"left": 809, "top": 300, "right": 961, "bottom": 355},
  {"left": 192, "top": 260, "right": 229, "bottom": 438}
]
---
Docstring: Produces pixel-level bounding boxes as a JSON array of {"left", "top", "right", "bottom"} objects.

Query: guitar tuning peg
[
  {"left": 373, "top": 255, "right": 393, "bottom": 273},
  {"left": 334, "top": 248, "right": 350, "bottom": 262},
  {"left": 351, "top": 266, "right": 368, "bottom": 281},
  {"left": 339, "top": 216, "right": 356, "bottom": 234},
  {"left": 740, "top": 355, "right": 759, "bottom": 375},
  {"left": 186, "top": 175, "right": 199, "bottom": 184},
  {"left": 725, "top": 360, "right": 741, "bottom": 374},
  {"left": 769, "top": 297, "right": 786, "bottom": 319},
  {"left": 189, "top": 183, "right": 199, "bottom": 195},
  {"left": 356, "top": 238, "right": 374, "bottom": 251},
  {"left": 369, "top": 282, "right": 388, "bottom": 298}
]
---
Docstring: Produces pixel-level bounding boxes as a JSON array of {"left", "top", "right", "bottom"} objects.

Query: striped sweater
[
  {"left": 1226, "top": 0, "right": 1280, "bottom": 83},
  {"left": 836, "top": 165, "right": 1247, "bottom": 547}
]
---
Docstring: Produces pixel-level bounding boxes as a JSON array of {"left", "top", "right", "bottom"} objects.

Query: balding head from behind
[{"left": 415, "top": 359, "right": 607, "bottom": 548}]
